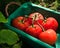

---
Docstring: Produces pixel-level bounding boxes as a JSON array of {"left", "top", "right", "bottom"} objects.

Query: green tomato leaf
[
  {"left": 0, "top": 12, "right": 7, "bottom": 23},
  {"left": 0, "top": 29, "right": 19, "bottom": 45}
]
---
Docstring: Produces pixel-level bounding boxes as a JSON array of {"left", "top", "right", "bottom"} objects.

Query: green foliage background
[
  {"left": 0, "top": 12, "right": 22, "bottom": 48},
  {"left": 0, "top": 0, "right": 60, "bottom": 17}
]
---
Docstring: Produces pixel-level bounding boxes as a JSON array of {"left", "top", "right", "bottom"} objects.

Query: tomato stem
[
  {"left": 19, "top": 17, "right": 25, "bottom": 23},
  {"left": 44, "top": 17, "right": 47, "bottom": 23},
  {"left": 32, "top": 14, "right": 37, "bottom": 27},
  {"left": 37, "top": 21, "right": 45, "bottom": 31},
  {"left": 32, "top": 18, "right": 34, "bottom": 27}
]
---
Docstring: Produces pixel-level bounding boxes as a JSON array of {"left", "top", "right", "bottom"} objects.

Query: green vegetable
[
  {"left": 0, "top": 12, "right": 22, "bottom": 48},
  {"left": 0, "top": 29, "right": 19, "bottom": 45},
  {"left": 0, "top": 12, "right": 7, "bottom": 23}
]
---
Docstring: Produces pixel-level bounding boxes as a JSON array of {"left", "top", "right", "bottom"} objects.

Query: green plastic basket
[{"left": 5, "top": 2, "right": 60, "bottom": 48}]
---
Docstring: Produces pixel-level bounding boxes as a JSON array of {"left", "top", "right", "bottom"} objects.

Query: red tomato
[
  {"left": 26, "top": 24, "right": 42, "bottom": 38},
  {"left": 42, "top": 17, "right": 58, "bottom": 31},
  {"left": 39, "top": 29, "right": 57, "bottom": 45},
  {"left": 29, "top": 12, "right": 44, "bottom": 20},
  {"left": 24, "top": 18, "right": 32, "bottom": 25},
  {"left": 29, "top": 12, "right": 44, "bottom": 25},
  {"left": 12, "top": 16, "right": 30, "bottom": 31}
]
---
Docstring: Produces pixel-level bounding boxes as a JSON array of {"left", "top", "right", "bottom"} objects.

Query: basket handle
[{"left": 5, "top": 2, "right": 20, "bottom": 17}]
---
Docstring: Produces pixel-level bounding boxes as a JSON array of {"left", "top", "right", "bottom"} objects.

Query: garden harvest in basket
[{"left": 12, "top": 12, "right": 58, "bottom": 45}]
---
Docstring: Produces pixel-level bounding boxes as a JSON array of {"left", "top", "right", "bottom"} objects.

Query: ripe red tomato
[
  {"left": 29, "top": 12, "right": 44, "bottom": 20},
  {"left": 26, "top": 24, "right": 42, "bottom": 38},
  {"left": 24, "top": 18, "right": 32, "bottom": 25},
  {"left": 12, "top": 16, "right": 30, "bottom": 31},
  {"left": 42, "top": 17, "right": 58, "bottom": 31},
  {"left": 39, "top": 29, "right": 57, "bottom": 45},
  {"left": 29, "top": 12, "right": 44, "bottom": 25}
]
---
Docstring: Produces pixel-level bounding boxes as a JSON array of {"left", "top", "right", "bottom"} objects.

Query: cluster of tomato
[{"left": 12, "top": 12, "right": 58, "bottom": 45}]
